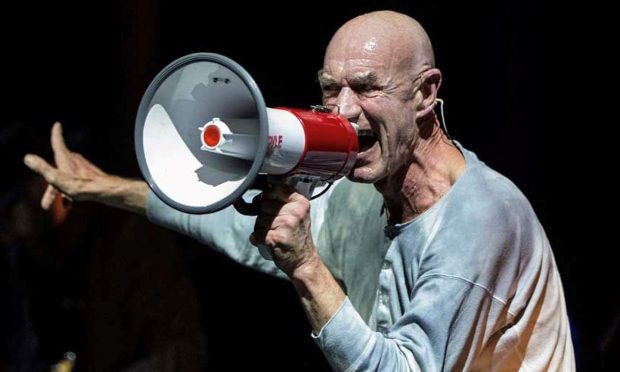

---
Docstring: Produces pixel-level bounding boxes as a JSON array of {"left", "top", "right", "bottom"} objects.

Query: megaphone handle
[
  {"left": 257, "top": 178, "right": 316, "bottom": 261},
  {"left": 258, "top": 244, "right": 273, "bottom": 260},
  {"left": 233, "top": 175, "right": 270, "bottom": 216}
]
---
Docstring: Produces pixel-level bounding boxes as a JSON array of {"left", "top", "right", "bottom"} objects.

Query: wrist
[
  {"left": 98, "top": 176, "right": 148, "bottom": 215},
  {"left": 289, "top": 248, "right": 323, "bottom": 284},
  {"left": 289, "top": 249, "right": 347, "bottom": 332},
  {"left": 290, "top": 250, "right": 341, "bottom": 301}
]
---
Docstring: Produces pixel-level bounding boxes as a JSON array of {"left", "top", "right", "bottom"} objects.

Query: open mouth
[{"left": 357, "top": 129, "right": 379, "bottom": 153}]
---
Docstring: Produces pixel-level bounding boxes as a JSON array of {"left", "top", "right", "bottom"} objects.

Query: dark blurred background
[{"left": 2, "top": 0, "right": 616, "bottom": 371}]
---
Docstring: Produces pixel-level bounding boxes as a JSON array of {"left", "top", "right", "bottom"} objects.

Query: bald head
[
  {"left": 319, "top": 11, "right": 444, "bottom": 186},
  {"left": 325, "top": 11, "right": 435, "bottom": 75}
]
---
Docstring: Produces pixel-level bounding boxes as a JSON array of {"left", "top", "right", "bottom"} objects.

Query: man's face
[{"left": 320, "top": 35, "right": 420, "bottom": 184}]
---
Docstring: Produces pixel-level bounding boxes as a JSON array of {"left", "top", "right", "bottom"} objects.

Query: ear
[{"left": 415, "top": 68, "right": 442, "bottom": 120}]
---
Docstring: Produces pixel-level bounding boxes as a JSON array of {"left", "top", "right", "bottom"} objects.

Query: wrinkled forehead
[
  {"left": 325, "top": 27, "right": 396, "bottom": 62},
  {"left": 322, "top": 32, "right": 411, "bottom": 81}
]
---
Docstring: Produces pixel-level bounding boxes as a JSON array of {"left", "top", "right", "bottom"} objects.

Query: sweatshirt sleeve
[
  {"left": 146, "top": 190, "right": 286, "bottom": 278},
  {"left": 145, "top": 182, "right": 338, "bottom": 279},
  {"left": 312, "top": 275, "right": 508, "bottom": 371}
]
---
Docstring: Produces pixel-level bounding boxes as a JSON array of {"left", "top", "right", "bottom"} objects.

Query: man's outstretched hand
[
  {"left": 23, "top": 122, "right": 105, "bottom": 208},
  {"left": 23, "top": 122, "right": 149, "bottom": 214}
]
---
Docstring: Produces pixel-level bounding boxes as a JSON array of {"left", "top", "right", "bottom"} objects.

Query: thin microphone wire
[{"left": 435, "top": 98, "right": 451, "bottom": 140}]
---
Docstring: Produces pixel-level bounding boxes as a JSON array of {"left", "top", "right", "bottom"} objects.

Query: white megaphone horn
[{"left": 134, "top": 53, "right": 358, "bottom": 245}]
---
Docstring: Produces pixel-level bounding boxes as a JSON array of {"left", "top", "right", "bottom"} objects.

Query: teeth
[{"left": 357, "top": 129, "right": 376, "bottom": 138}]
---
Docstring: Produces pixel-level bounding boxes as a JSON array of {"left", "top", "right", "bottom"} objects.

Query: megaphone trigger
[
  {"left": 231, "top": 174, "right": 320, "bottom": 214},
  {"left": 232, "top": 193, "right": 262, "bottom": 216},
  {"left": 233, "top": 175, "right": 269, "bottom": 216}
]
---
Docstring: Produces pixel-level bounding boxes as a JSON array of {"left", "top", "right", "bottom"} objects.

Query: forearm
[
  {"left": 291, "top": 254, "right": 419, "bottom": 371},
  {"left": 146, "top": 192, "right": 286, "bottom": 278},
  {"left": 290, "top": 251, "right": 346, "bottom": 333}
]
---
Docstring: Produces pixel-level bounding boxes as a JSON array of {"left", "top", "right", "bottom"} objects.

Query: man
[{"left": 24, "top": 10, "right": 574, "bottom": 371}]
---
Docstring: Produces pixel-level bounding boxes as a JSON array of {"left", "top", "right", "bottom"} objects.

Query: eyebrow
[
  {"left": 348, "top": 71, "right": 379, "bottom": 87},
  {"left": 316, "top": 69, "right": 380, "bottom": 87},
  {"left": 317, "top": 69, "right": 336, "bottom": 86}
]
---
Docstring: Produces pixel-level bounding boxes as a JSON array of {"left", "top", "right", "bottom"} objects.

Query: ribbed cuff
[{"left": 311, "top": 297, "right": 376, "bottom": 371}]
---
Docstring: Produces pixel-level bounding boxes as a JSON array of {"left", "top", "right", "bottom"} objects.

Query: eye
[
  {"left": 358, "top": 87, "right": 381, "bottom": 98},
  {"left": 352, "top": 83, "right": 381, "bottom": 98},
  {"left": 321, "top": 84, "right": 341, "bottom": 98},
  {"left": 359, "top": 90, "right": 380, "bottom": 98}
]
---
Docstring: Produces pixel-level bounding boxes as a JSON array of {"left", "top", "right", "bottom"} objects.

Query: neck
[{"left": 375, "top": 121, "right": 465, "bottom": 224}]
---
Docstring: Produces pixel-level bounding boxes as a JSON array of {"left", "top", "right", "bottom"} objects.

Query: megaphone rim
[{"left": 134, "top": 52, "right": 269, "bottom": 214}]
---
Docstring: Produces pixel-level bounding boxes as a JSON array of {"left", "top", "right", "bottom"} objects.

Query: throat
[
  {"left": 382, "top": 178, "right": 441, "bottom": 223},
  {"left": 377, "top": 138, "right": 466, "bottom": 223}
]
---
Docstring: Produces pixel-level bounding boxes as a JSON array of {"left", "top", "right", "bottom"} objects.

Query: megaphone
[{"left": 134, "top": 53, "right": 358, "bottom": 217}]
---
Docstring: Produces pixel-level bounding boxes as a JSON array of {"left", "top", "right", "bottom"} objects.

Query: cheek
[
  {"left": 360, "top": 100, "right": 416, "bottom": 143},
  {"left": 390, "top": 112, "right": 418, "bottom": 155},
  {"left": 359, "top": 98, "right": 396, "bottom": 127}
]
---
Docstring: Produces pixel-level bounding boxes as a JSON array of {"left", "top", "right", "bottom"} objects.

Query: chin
[{"left": 346, "top": 174, "right": 375, "bottom": 184}]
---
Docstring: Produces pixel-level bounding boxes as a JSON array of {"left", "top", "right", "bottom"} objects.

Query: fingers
[
  {"left": 24, "top": 154, "right": 56, "bottom": 179},
  {"left": 51, "top": 122, "right": 76, "bottom": 170},
  {"left": 51, "top": 122, "right": 69, "bottom": 154},
  {"left": 252, "top": 203, "right": 306, "bottom": 247},
  {"left": 41, "top": 185, "right": 58, "bottom": 210},
  {"left": 50, "top": 123, "right": 105, "bottom": 176},
  {"left": 250, "top": 184, "right": 311, "bottom": 249},
  {"left": 73, "top": 153, "right": 105, "bottom": 175},
  {"left": 24, "top": 154, "right": 67, "bottom": 210},
  {"left": 23, "top": 153, "right": 69, "bottom": 191}
]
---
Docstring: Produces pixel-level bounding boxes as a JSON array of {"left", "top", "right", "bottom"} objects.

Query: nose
[{"left": 334, "top": 88, "right": 361, "bottom": 123}]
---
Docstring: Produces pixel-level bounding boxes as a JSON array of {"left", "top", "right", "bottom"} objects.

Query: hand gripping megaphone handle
[
  {"left": 258, "top": 179, "right": 316, "bottom": 260},
  {"left": 233, "top": 176, "right": 320, "bottom": 260}
]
